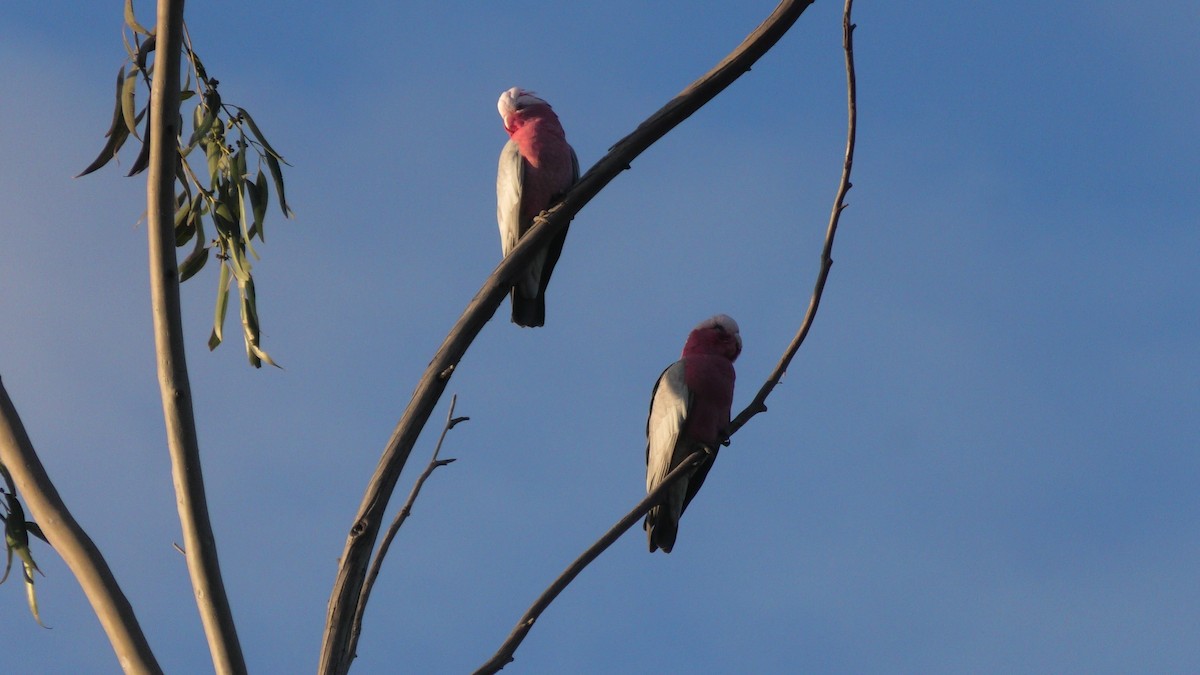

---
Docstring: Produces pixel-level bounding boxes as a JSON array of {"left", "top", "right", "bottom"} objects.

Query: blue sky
[{"left": 2, "top": 1, "right": 1198, "bottom": 673}]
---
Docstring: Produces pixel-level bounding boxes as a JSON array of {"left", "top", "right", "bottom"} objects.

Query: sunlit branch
[
  {"left": 146, "top": 0, "right": 246, "bottom": 672},
  {"left": 475, "top": 1, "right": 858, "bottom": 670},
  {"left": 318, "top": 2, "right": 817, "bottom": 672},
  {"left": 0, "top": 377, "right": 163, "bottom": 674},
  {"left": 472, "top": 448, "right": 711, "bottom": 675}
]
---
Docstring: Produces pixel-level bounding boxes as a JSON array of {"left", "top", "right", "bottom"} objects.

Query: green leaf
[
  {"left": 122, "top": 26, "right": 136, "bottom": 59},
  {"left": 2, "top": 491, "right": 47, "bottom": 627},
  {"left": 232, "top": 149, "right": 260, "bottom": 261},
  {"left": 236, "top": 277, "right": 275, "bottom": 368},
  {"left": 1, "top": 534, "right": 11, "bottom": 586},
  {"left": 120, "top": 66, "right": 139, "bottom": 138},
  {"left": 240, "top": 294, "right": 261, "bottom": 369},
  {"left": 78, "top": 125, "right": 130, "bottom": 178},
  {"left": 209, "top": 262, "right": 231, "bottom": 350},
  {"left": 24, "top": 561, "right": 48, "bottom": 629},
  {"left": 77, "top": 67, "right": 132, "bottom": 177},
  {"left": 187, "top": 89, "right": 222, "bottom": 151},
  {"left": 235, "top": 135, "right": 249, "bottom": 180},
  {"left": 176, "top": 151, "right": 190, "bottom": 185},
  {"left": 106, "top": 67, "right": 127, "bottom": 138},
  {"left": 188, "top": 48, "right": 210, "bottom": 85},
  {"left": 24, "top": 522, "right": 48, "bottom": 545},
  {"left": 134, "top": 33, "right": 156, "bottom": 73},
  {"left": 236, "top": 107, "right": 287, "bottom": 163},
  {"left": 191, "top": 199, "right": 206, "bottom": 234},
  {"left": 227, "top": 239, "right": 251, "bottom": 282},
  {"left": 250, "top": 341, "right": 279, "bottom": 369},
  {"left": 183, "top": 202, "right": 207, "bottom": 272},
  {"left": 178, "top": 240, "right": 209, "bottom": 282},
  {"left": 215, "top": 183, "right": 251, "bottom": 282},
  {"left": 204, "top": 140, "right": 223, "bottom": 189},
  {"left": 188, "top": 107, "right": 217, "bottom": 150},
  {"left": 124, "top": 0, "right": 153, "bottom": 36},
  {"left": 265, "top": 153, "right": 293, "bottom": 218},
  {"left": 213, "top": 196, "right": 239, "bottom": 240},
  {"left": 174, "top": 192, "right": 195, "bottom": 246},
  {"left": 126, "top": 108, "right": 152, "bottom": 176},
  {"left": 247, "top": 168, "right": 269, "bottom": 241}
]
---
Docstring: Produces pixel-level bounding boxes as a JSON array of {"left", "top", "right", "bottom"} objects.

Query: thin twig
[
  {"left": 730, "top": 0, "right": 857, "bottom": 435},
  {"left": 0, "top": 377, "right": 163, "bottom": 674},
  {"left": 146, "top": 0, "right": 246, "bottom": 672},
  {"left": 347, "top": 396, "right": 467, "bottom": 660},
  {"left": 475, "top": 2, "right": 859, "bottom": 670},
  {"left": 473, "top": 448, "right": 711, "bottom": 675},
  {"left": 318, "top": 3, "right": 816, "bottom": 672}
]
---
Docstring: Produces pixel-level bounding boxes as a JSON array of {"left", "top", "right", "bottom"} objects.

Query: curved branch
[
  {"left": 146, "top": 0, "right": 245, "bottom": 672},
  {"left": 318, "top": 2, "right": 815, "bottom": 672},
  {"left": 730, "top": 0, "right": 857, "bottom": 435},
  {"left": 472, "top": 448, "right": 711, "bottom": 675},
  {"left": 475, "top": 1, "right": 858, "bottom": 670},
  {"left": 0, "top": 378, "right": 162, "bottom": 674}
]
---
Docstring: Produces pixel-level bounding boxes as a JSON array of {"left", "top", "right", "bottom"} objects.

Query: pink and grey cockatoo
[
  {"left": 645, "top": 314, "right": 742, "bottom": 553},
  {"left": 496, "top": 87, "right": 579, "bottom": 327}
]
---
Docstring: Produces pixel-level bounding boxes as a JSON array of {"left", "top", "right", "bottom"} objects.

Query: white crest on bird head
[
  {"left": 693, "top": 313, "right": 742, "bottom": 352},
  {"left": 695, "top": 314, "right": 739, "bottom": 335},
  {"left": 498, "top": 87, "right": 551, "bottom": 123}
]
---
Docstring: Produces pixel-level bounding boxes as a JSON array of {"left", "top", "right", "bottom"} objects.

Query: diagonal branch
[
  {"left": 146, "top": 0, "right": 245, "bottom": 672},
  {"left": 0, "top": 378, "right": 162, "bottom": 674},
  {"left": 475, "top": 1, "right": 858, "bottom": 670},
  {"left": 346, "top": 395, "right": 467, "bottom": 661},
  {"left": 318, "top": 2, "right": 816, "bottom": 672},
  {"left": 472, "top": 448, "right": 712, "bottom": 675}
]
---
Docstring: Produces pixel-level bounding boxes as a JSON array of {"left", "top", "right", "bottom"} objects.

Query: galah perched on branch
[
  {"left": 496, "top": 87, "right": 579, "bottom": 327},
  {"left": 645, "top": 314, "right": 742, "bottom": 553}
]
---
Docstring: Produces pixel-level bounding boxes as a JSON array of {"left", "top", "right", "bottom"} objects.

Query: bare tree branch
[
  {"left": 146, "top": 0, "right": 245, "bottom": 672},
  {"left": 0, "top": 378, "right": 162, "bottom": 674},
  {"left": 318, "top": 2, "right": 816, "bottom": 672},
  {"left": 730, "top": 0, "right": 857, "bottom": 435},
  {"left": 472, "top": 448, "right": 712, "bottom": 675},
  {"left": 346, "top": 396, "right": 467, "bottom": 660},
  {"left": 474, "top": 1, "right": 858, "bottom": 670}
]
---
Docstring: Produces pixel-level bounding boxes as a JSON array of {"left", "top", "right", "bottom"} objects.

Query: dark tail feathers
[
  {"left": 511, "top": 289, "right": 546, "bottom": 327},
  {"left": 645, "top": 506, "right": 677, "bottom": 554}
]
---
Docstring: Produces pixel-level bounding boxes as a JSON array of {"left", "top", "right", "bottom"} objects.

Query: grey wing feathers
[
  {"left": 496, "top": 139, "right": 525, "bottom": 257},
  {"left": 645, "top": 360, "right": 690, "bottom": 494}
]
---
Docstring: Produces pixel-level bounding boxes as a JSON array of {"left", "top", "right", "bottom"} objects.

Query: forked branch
[
  {"left": 474, "top": 0, "right": 858, "bottom": 670},
  {"left": 319, "top": 2, "right": 816, "bottom": 672}
]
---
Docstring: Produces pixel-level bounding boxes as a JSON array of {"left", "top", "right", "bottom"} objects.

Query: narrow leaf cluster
[
  {"left": 80, "top": 4, "right": 291, "bottom": 368},
  {"left": 0, "top": 464, "right": 49, "bottom": 628}
]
